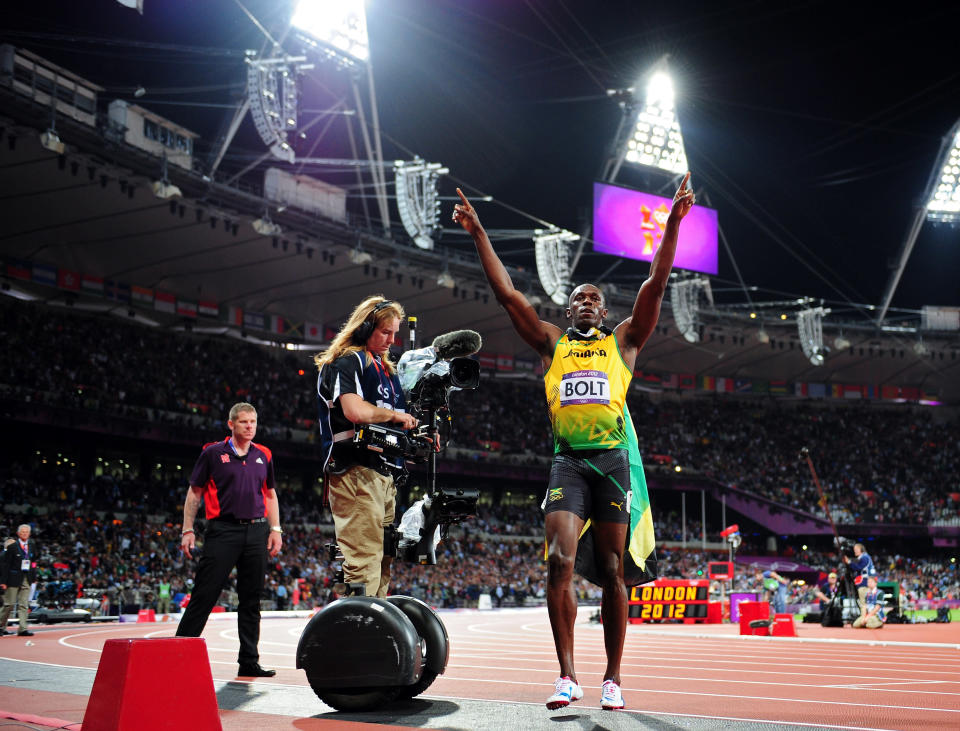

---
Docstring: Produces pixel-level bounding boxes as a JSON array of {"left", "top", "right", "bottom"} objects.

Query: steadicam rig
[{"left": 298, "top": 323, "right": 482, "bottom": 712}]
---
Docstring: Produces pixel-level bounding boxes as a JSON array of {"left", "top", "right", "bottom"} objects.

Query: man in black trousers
[
  {"left": 176, "top": 402, "right": 282, "bottom": 677},
  {"left": 0, "top": 524, "right": 37, "bottom": 637}
]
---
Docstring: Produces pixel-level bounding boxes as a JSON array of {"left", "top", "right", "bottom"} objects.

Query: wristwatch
[{"left": 270, "top": 526, "right": 283, "bottom": 534}]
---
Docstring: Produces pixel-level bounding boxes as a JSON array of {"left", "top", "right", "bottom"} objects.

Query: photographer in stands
[{"left": 315, "top": 297, "right": 417, "bottom": 598}]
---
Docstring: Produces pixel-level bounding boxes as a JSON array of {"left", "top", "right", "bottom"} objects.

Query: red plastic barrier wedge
[
  {"left": 83, "top": 638, "right": 221, "bottom": 730},
  {"left": 738, "top": 601, "right": 770, "bottom": 636},
  {"left": 136, "top": 609, "right": 156, "bottom": 623},
  {"left": 772, "top": 613, "right": 797, "bottom": 637}
]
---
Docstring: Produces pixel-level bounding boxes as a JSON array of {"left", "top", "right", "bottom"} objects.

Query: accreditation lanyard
[
  {"left": 20, "top": 542, "right": 29, "bottom": 572},
  {"left": 368, "top": 354, "right": 395, "bottom": 406}
]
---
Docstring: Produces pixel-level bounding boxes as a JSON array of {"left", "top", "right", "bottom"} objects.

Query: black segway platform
[{"left": 296, "top": 595, "right": 449, "bottom": 711}]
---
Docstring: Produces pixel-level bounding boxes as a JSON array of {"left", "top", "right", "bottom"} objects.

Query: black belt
[{"left": 212, "top": 516, "right": 266, "bottom": 525}]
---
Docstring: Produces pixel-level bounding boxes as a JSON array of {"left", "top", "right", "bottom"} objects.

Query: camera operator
[
  {"left": 315, "top": 297, "right": 417, "bottom": 598},
  {"left": 842, "top": 542, "right": 877, "bottom": 616},
  {"left": 814, "top": 571, "right": 842, "bottom": 626}
]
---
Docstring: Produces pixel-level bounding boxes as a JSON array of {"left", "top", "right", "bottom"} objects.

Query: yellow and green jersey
[{"left": 544, "top": 329, "right": 632, "bottom": 453}]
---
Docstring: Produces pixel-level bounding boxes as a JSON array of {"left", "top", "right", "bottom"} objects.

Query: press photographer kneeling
[{"left": 315, "top": 297, "right": 417, "bottom": 598}]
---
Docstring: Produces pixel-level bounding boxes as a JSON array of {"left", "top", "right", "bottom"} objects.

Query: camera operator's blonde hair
[{"left": 314, "top": 296, "right": 404, "bottom": 375}]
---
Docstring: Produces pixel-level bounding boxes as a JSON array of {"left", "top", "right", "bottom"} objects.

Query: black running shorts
[{"left": 543, "top": 448, "right": 631, "bottom": 524}]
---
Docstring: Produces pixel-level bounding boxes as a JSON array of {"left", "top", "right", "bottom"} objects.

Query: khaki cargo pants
[{"left": 328, "top": 464, "right": 396, "bottom": 598}]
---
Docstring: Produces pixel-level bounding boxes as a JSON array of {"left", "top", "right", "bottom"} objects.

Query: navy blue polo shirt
[
  {"left": 316, "top": 351, "right": 408, "bottom": 469},
  {"left": 189, "top": 437, "right": 276, "bottom": 520}
]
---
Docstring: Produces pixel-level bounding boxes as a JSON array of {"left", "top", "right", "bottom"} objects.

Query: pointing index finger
[
  {"left": 455, "top": 187, "right": 471, "bottom": 207},
  {"left": 679, "top": 171, "right": 691, "bottom": 191}
]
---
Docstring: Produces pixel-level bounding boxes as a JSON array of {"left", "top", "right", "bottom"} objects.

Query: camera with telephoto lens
[{"left": 407, "top": 357, "right": 479, "bottom": 414}]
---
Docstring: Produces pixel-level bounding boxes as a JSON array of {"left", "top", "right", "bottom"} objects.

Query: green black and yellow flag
[{"left": 572, "top": 404, "right": 658, "bottom": 587}]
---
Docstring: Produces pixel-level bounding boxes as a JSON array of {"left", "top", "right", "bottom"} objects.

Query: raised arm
[
  {"left": 615, "top": 172, "right": 695, "bottom": 359},
  {"left": 453, "top": 189, "right": 561, "bottom": 361}
]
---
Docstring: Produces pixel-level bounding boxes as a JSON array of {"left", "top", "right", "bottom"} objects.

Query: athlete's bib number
[{"left": 560, "top": 370, "right": 610, "bottom": 406}]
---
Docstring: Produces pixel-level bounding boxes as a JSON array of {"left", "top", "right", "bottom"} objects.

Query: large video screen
[{"left": 593, "top": 181, "right": 718, "bottom": 275}]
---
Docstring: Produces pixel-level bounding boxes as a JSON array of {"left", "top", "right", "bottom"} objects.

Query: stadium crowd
[
  {"left": 2, "top": 300, "right": 957, "bottom": 528},
  {"left": 1, "top": 299, "right": 958, "bottom": 615}
]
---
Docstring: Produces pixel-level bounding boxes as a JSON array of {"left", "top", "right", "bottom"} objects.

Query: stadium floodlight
[
  {"left": 534, "top": 228, "right": 579, "bottom": 306},
  {"left": 926, "top": 124, "right": 960, "bottom": 223},
  {"left": 292, "top": 0, "right": 369, "bottom": 66},
  {"left": 669, "top": 276, "right": 711, "bottom": 343},
  {"left": 623, "top": 70, "right": 688, "bottom": 174},
  {"left": 879, "top": 118, "right": 960, "bottom": 324},
  {"left": 797, "top": 307, "right": 830, "bottom": 366},
  {"left": 395, "top": 158, "right": 448, "bottom": 250}
]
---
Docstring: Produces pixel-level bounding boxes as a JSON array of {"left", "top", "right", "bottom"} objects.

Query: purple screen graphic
[{"left": 592, "top": 182, "right": 719, "bottom": 275}]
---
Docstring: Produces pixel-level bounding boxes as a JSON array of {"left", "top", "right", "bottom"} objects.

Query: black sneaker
[
  {"left": 17, "top": 630, "right": 34, "bottom": 637},
  {"left": 237, "top": 663, "right": 276, "bottom": 677}
]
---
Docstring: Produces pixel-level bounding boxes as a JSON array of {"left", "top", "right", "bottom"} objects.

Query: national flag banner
[
  {"left": 154, "top": 290, "right": 176, "bottom": 313},
  {"left": 734, "top": 378, "right": 752, "bottom": 393},
  {"left": 880, "top": 384, "right": 900, "bottom": 400},
  {"left": 900, "top": 386, "right": 920, "bottom": 401},
  {"left": 808, "top": 382, "right": 827, "bottom": 398},
  {"left": 496, "top": 353, "right": 514, "bottom": 371},
  {"left": 751, "top": 380, "right": 769, "bottom": 394},
  {"left": 285, "top": 321, "right": 303, "bottom": 338},
  {"left": 716, "top": 377, "right": 734, "bottom": 393},
  {"left": 324, "top": 324, "right": 339, "bottom": 341},
  {"left": 131, "top": 285, "right": 153, "bottom": 304},
  {"left": 678, "top": 373, "right": 695, "bottom": 390},
  {"left": 226, "top": 306, "right": 244, "bottom": 326},
  {"left": 831, "top": 383, "right": 843, "bottom": 399},
  {"left": 700, "top": 375, "right": 715, "bottom": 391},
  {"left": 176, "top": 300, "right": 198, "bottom": 318},
  {"left": 662, "top": 373, "right": 679, "bottom": 388},
  {"left": 515, "top": 357, "right": 536, "bottom": 372},
  {"left": 57, "top": 269, "right": 81, "bottom": 291},
  {"left": 32, "top": 263, "right": 57, "bottom": 287},
  {"left": 794, "top": 382, "right": 808, "bottom": 397},
  {"left": 638, "top": 371, "right": 662, "bottom": 385},
  {"left": 269, "top": 314, "right": 287, "bottom": 334},
  {"left": 6, "top": 259, "right": 31, "bottom": 280},
  {"left": 303, "top": 321, "right": 324, "bottom": 341},
  {"left": 769, "top": 379, "right": 788, "bottom": 395},
  {"left": 478, "top": 352, "right": 497, "bottom": 370},
  {"left": 244, "top": 311, "right": 266, "bottom": 330},
  {"left": 81, "top": 274, "right": 104, "bottom": 293},
  {"left": 198, "top": 300, "right": 218, "bottom": 318},
  {"left": 843, "top": 384, "right": 863, "bottom": 399},
  {"left": 105, "top": 280, "right": 131, "bottom": 303},
  {"left": 865, "top": 384, "right": 877, "bottom": 399}
]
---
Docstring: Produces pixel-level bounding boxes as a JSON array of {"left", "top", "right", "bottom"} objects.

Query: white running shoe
[
  {"left": 600, "top": 679, "right": 625, "bottom": 710},
  {"left": 546, "top": 676, "right": 583, "bottom": 710}
]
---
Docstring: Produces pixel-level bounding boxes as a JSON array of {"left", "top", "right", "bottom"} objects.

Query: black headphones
[{"left": 353, "top": 300, "right": 394, "bottom": 345}]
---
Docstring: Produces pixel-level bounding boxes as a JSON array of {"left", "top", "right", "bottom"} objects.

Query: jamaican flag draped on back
[
  {"left": 543, "top": 328, "right": 657, "bottom": 586},
  {"left": 572, "top": 405, "right": 658, "bottom": 586}
]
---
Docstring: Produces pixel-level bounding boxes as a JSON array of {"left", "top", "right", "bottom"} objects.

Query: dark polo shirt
[{"left": 189, "top": 437, "right": 276, "bottom": 520}]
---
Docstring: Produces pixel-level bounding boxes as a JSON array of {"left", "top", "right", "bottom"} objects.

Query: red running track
[{"left": 2, "top": 607, "right": 958, "bottom": 730}]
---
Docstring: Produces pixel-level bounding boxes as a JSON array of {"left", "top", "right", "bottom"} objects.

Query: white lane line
[
  {"left": 448, "top": 646, "right": 960, "bottom": 676},
  {"left": 445, "top": 656, "right": 960, "bottom": 686},
  {"left": 442, "top": 662, "right": 960, "bottom": 694},
  {"left": 420, "top": 692, "right": 898, "bottom": 731},
  {"left": 429, "top": 675, "right": 960, "bottom": 714}
]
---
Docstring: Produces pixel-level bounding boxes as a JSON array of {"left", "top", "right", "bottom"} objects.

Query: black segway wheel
[
  {"left": 386, "top": 595, "right": 449, "bottom": 700},
  {"left": 307, "top": 681, "right": 401, "bottom": 712}
]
